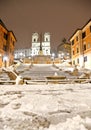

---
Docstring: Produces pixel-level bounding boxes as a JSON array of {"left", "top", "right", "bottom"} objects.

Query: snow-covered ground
[{"left": 0, "top": 84, "right": 91, "bottom": 130}]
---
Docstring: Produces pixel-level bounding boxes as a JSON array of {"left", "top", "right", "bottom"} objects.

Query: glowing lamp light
[
  {"left": 3, "top": 56, "right": 8, "bottom": 61},
  {"left": 3, "top": 56, "right": 8, "bottom": 68},
  {"left": 52, "top": 53, "right": 55, "bottom": 58}
]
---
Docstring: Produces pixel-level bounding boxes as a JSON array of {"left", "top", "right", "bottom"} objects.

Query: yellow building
[
  {"left": 0, "top": 19, "right": 16, "bottom": 67},
  {"left": 70, "top": 19, "right": 91, "bottom": 69}
]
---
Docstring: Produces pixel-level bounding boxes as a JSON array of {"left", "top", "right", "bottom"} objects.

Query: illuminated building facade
[
  {"left": 0, "top": 19, "right": 16, "bottom": 67},
  {"left": 32, "top": 32, "right": 51, "bottom": 56},
  {"left": 70, "top": 19, "right": 91, "bottom": 69},
  {"left": 14, "top": 48, "right": 31, "bottom": 59}
]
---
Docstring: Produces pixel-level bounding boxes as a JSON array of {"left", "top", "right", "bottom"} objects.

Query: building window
[
  {"left": 73, "top": 50, "right": 74, "bottom": 55},
  {"left": 82, "top": 32, "right": 86, "bottom": 39},
  {"left": 84, "top": 56, "right": 87, "bottom": 62},
  {"left": 77, "top": 58, "right": 79, "bottom": 64},
  {"left": 46, "top": 38, "right": 48, "bottom": 42},
  {"left": 24, "top": 50, "right": 26, "bottom": 56},
  {"left": 3, "top": 45, "right": 7, "bottom": 51},
  {"left": 90, "top": 26, "right": 91, "bottom": 32},
  {"left": 64, "top": 45, "right": 67, "bottom": 48},
  {"left": 4, "top": 33, "right": 8, "bottom": 40},
  {"left": 84, "top": 44, "right": 86, "bottom": 51},
  {"left": 34, "top": 38, "right": 36, "bottom": 42},
  {"left": 77, "top": 47, "right": 79, "bottom": 53},
  {"left": 73, "top": 60, "right": 75, "bottom": 65},
  {"left": 88, "top": 42, "right": 91, "bottom": 49},
  {"left": 76, "top": 36, "right": 78, "bottom": 41},
  {"left": 13, "top": 41, "right": 14, "bottom": 46},
  {"left": 72, "top": 40, "right": 74, "bottom": 45}
]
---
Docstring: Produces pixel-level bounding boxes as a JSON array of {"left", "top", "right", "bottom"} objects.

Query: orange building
[
  {"left": 70, "top": 19, "right": 91, "bottom": 69},
  {"left": 0, "top": 19, "right": 16, "bottom": 67}
]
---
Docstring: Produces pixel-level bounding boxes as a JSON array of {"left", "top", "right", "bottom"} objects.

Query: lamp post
[
  {"left": 58, "top": 53, "right": 61, "bottom": 63},
  {"left": 14, "top": 53, "right": 17, "bottom": 59},
  {"left": 3, "top": 56, "right": 8, "bottom": 68},
  {"left": 31, "top": 53, "right": 34, "bottom": 65},
  {"left": 19, "top": 52, "right": 25, "bottom": 63},
  {"left": 0, "top": 54, "right": 2, "bottom": 67},
  {"left": 51, "top": 53, "right": 55, "bottom": 64},
  {"left": 61, "top": 52, "right": 64, "bottom": 61}
]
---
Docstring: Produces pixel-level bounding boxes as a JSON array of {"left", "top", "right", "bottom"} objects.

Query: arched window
[
  {"left": 46, "top": 38, "right": 48, "bottom": 42},
  {"left": 34, "top": 38, "right": 36, "bottom": 42}
]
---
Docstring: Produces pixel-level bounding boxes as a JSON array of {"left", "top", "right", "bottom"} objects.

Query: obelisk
[{"left": 39, "top": 33, "right": 43, "bottom": 55}]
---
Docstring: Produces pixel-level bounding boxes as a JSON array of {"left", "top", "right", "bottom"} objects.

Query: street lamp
[
  {"left": 51, "top": 53, "right": 55, "bottom": 64},
  {"left": 58, "top": 54, "right": 61, "bottom": 63},
  {"left": 14, "top": 53, "right": 18, "bottom": 59},
  {"left": 31, "top": 53, "right": 34, "bottom": 65},
  {"left": 0, "top": 54, "right": 2, "bottom": 67},
  {"left": 3, "top": 56, "right": 8, "bottom": 68},
  {"left": 19, "top": 52, "right": 25, "bottom": 63},
  {"left": 60, "top": 52, "right": 64, "bottom": 61}
]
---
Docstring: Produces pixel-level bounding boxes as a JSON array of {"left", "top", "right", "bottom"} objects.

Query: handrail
[
  {"left": 0, "top": 77, "right": 91, "bottom": 85},
  {"left": 25, "top": 78, "right": 91, "bottom": 84}
]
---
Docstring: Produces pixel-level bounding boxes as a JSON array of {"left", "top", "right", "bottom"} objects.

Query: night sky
[{"left": 0, "top": 0, "right": 91, "bottom": 52}]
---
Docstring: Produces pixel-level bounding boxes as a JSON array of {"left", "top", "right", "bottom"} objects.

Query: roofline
[
  {"left": 69, "top": 18, "right": 91, "bottom": 41},
  {"left": 0, "top": 19, "right": 17, "bottom": 41},
  {"left": 0, "top": 19, "right": 8, "bottom": 31},
  {"left": 69, "top": 29, "right": 81, "bottom": 41},
  {"left": 81, "top": 18, "right": 91, "bottom": 30},
  {"left": 57, "top": 42, "right": 71, "bottom": 48},
  {"left": 9, "top": 31, "right": 17, "bottom": 42}
]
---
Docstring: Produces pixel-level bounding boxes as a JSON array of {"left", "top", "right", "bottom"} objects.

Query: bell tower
[
  {"left": 32, "top": 32, "right": 39, "bottom": 42},
  {"left": 42, "top": 32, "right": 51, "bottom": 55},
  {"left": 32, "top": 32, "right": 51, "bottom": 56},
  {"left": 44, "top": 32, "right": 50, "bottom": 42},
  {"left": 32, "top": 33, "right": 40, "bottom": 55}
]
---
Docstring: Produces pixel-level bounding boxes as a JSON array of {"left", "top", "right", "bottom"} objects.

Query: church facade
[{"left": 31, "top": 32, "right": 51, "bottom": 56}]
